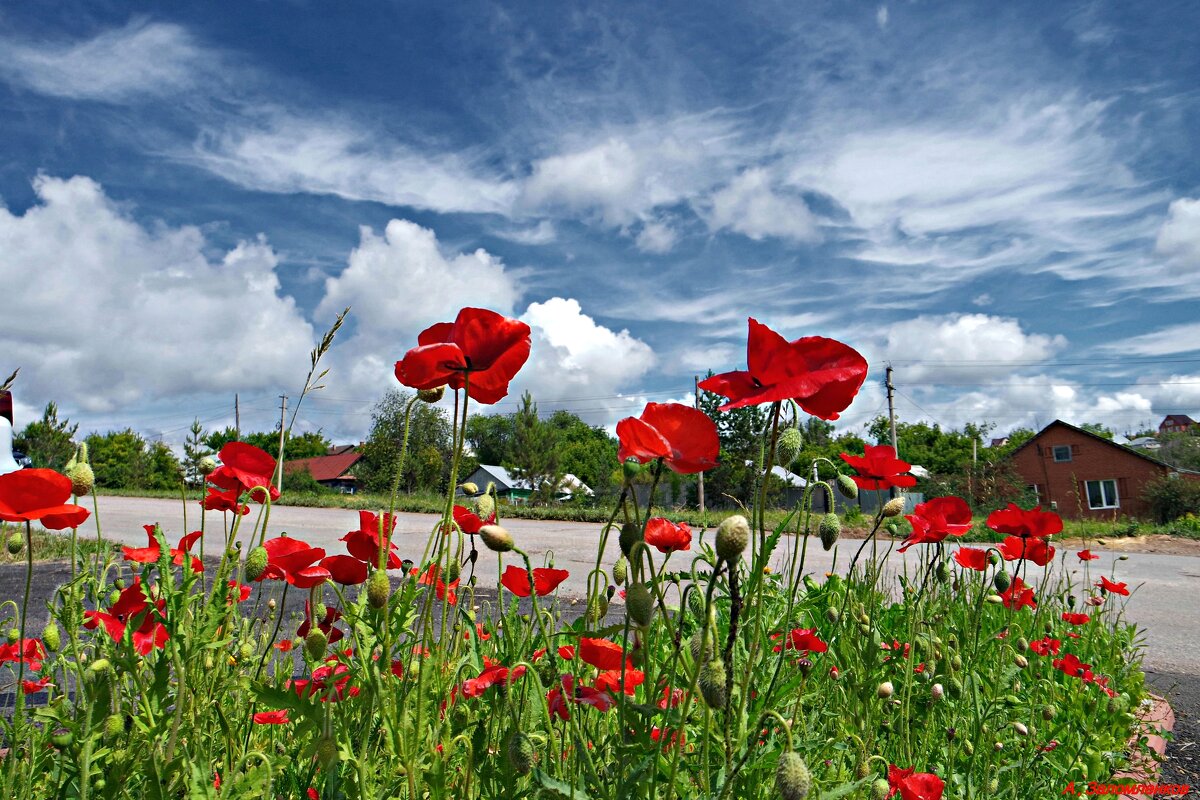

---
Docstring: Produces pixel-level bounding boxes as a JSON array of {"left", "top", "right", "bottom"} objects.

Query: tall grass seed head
[
  {"left": 775, "top": 426, "right": 803, "bottom": 467},
  {"left": 417, "top": 386, "right": 445, "bottom": 403},
  {"left": 699, "top": 659, "right": 727, "bottom": 709},
  {"left": 245, "top": 546, "right": 269, "bottom": 582},
  {"left": 619, "top": 522, "right": 643, "bottom": 556},
  {"left": 626, "top": 582, "right": 654, "bottom": 627},
  {"left": 715, "top": 514, "right": 751, "bottom": 562},
  {"left": 836, "top": 473, "right": 859, "bottom": 499},
  {"left": 367, "top": 569, "right": 391, "bottom": 609},
  {"left": 882, "top": 496, "right": 906, "bottom": 517},
  {"left": 6, "top": 531, "right": 23, "bottom": 555},
  {"left": 818, "top": 512, "right": 841, "bottom": 551},
  {"left": 775, "top": 752, "right": 811, "bottom": 800},
  {"left": 612, "top": 555, "right": 628, "bottom": 586},
  {"left": 479, "top": 524, "right": 514, "bottom": 553}
]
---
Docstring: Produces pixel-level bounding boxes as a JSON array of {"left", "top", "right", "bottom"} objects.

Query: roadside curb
[{"left": 1116, "top": 693, "right": 1178, "bottom": 799}]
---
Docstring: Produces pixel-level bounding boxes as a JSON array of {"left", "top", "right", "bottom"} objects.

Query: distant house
[
  {"left": 1126, "top": 436, "right": 1162, "bottom": 452},
  {"left": 990, "top": 437, "right": 1010, "bottom": 448},
  {"left": 1159, "top": 415, "right": 1198, "bottom": 435},
  {"left": 460, "top": 464, "right": 593, "bottom": 504},
  {"left": 284, "top": 448, "right": 363, "bottom": 494},
  {"left": 1007, "top": 420, "right": 1200, "bottom": 519}
]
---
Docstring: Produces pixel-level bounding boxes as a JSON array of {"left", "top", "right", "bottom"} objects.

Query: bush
[{"left": 1141, "top": 474, "right": 1200, "bottom": 523}]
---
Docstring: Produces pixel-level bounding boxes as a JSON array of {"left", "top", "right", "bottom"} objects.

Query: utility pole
[
  {"left": 234, "top": 394, "right": 240, "bottom": 440},
  {"left": 694, "top": 376, "right": 705, "bottom": 515},
  {"left": 275, "top": 394, "right": 287, "bottom": 492},
  {"left": 885, "top": 365, "right": 898, "bottom": 499}
]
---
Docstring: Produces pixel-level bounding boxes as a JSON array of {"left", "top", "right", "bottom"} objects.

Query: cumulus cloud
[
  {"left": 702, "top": 168, "right": 820, "bottom": 243},
  {"left": 634, "top": 220, "right": 679, "bottom": 254},
  {"left": 0, "top": 175, "right": 313, "bottom": 413},
  {"left": 874, "top": 314, "right": 1066, "bottom": 380},
  {"left": 0, "top": 20, "right": 204, "bottom": 101},
  {"left": 1155, "top": 198, "right": 1200, "bottom": 270}
]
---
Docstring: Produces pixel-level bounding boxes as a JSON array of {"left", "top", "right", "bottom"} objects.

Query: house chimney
[{"left": 0, "top": 391, "right": 22, "bottom": 477}]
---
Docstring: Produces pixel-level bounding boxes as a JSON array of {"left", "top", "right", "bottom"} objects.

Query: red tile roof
[{"left": 284, "top": 451, "right": 362, "bottom": 482}]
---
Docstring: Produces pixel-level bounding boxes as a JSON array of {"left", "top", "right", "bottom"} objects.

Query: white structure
[{"left": 0, "top": 391, "right": 23, "bottom": 476}]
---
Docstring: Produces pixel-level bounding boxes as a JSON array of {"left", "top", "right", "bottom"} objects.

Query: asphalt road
[{"left": 39, "top": 495, "right": 1200, "bottom": 674}]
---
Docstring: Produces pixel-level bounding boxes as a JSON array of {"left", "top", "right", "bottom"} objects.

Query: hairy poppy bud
[
  {"left": 871, "top": 778, "right": 890, "bottom": 800},
  {"left": 305, "top": 630, "right": 328, "bottom": 660},
  {"left": 367, "top": 570, "right": 390, "bottom": 609},
  {"left": 88, "top": 659, "right": 112, "bottom": 678},
  {"left": 507, "top": 731, "right": 536, "bottom": 775},
  {"left": 267, "top": 598, "right": 276, "bottom": 611},
  {"left": 244, "top": 546, "right": 269, "bottom": 582},
  {"left": 985, "top": 594, "right": 1003, "bottom": 604},
  {"left": 1015, "top": 637, "right": 1028, "bottom": 652},
  {"left": 479, "top": 524, "right": 513, "bottom": 553},
  {"left": 818, "top": 513, "right": 840, "bottom": 551},
  {"left": 619, "top": 522, "right": 642, "bottom": 556},
  {"left": 315, "top": 734, "right": 339, "bottom": 766},
  {"left": 459, "top": 482, "right": 479, "bottom": 496},
  {"left": 103, "top": 714, "right": 124, "bottom": 739},
  {"left": 987, "top": 551, "right": 1000, "bottom": 566},
  {"left": 877, "top": 681, "right": 894, "bottom": 699},
  {"left": 6, "top": 532, "right": 22, "bottom": 555},
  {"left": 837, "top": 473, "right": 858, "bottom": 499},
  {"left": 626, "top": 583, "right": 654, "bottom": 627},
  {"left": 935, "top": 560, "right": 950, "bottom": 583},
  {"left": 993, "top": 570, "right": 1011, "bottom": 592},
  {"left": 775, "top": 752, "right": 811, "bottom": 800},
  {"left": 715, "top": 515, "right": 751, "bottom": 562},
  {"left": 775, "top": 426, "right": 803, "bottom": 467},
  {"left": 690, "top": 629, "right": 716, "bottom": 663},
  {"left": 931, "top": 683, "right": 945, "bottom": 703},
  {"left": 199, "top": 456, "right": 217, "bottom": 475},
  {"left": 41, "top": 622, "right": 60, "bottom": 652},
  {"left": 882, "top": 497, "right": 905, "bottom": 518},
  {"left": 446, "top": 559, "right": 461, "bottom": 583},
  {"left": 1042, "top": 704, "right": 1057, "bottom": 720},
  {"left": 699, "top": 659, "right": 727, "bottom": 709},
  {"left": 622, "top": 459, "right": 641, "bottom": 481},
  {"left": 1012, "top": 721, "right": 1029, "bottom": 736},
  {"left": 65, "top": 461, "right": 95, "bottom": 497},
  {"left": 612, "top": 555, "right": 628, "bottom": 586},
  {"left": 51, "top": 729, "right": 73, "bottom": 748},
  {"left": 825, "top": 607, "right": 840, "bottom": 625},
  {"left": 586, "top": 594, "right": 609, "bottom": 624},
  {"left": 1067, "top": 594, "right": 1076, "bottom": 608},
  {"left": 475, "top": 493, "right": 496, "bottom": 521},
  {"left": 417, "top": 387, "right": 445, "bottom": 404},
  {"left": 6, "top": 628, "right": 18, "bottom": 644}
]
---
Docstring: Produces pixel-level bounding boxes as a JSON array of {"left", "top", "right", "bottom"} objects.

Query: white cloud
[
  {"left": 1098, "top": 322, "right": 1200, "bottom": 357},
  {"left": 1155, "top": 198, "right": 1200, "bottom": 270},
  {"left": 0, "top": 20, "right": 204, "bottom": 101},
  {"left": 703, "top": 168, "right": 820, "bottom": 242},
  {"left": 971, "top": 293, "right": 992, "bottom": 307},
  {"left": 873, "top": 314, "right": 1066, "bottom": 380},
  {"left": 634, "top": 220, "right": 679, "bottom": 253},
  {"left": 876, "top": 6, "right": 889, "bottom": 29},
  {"left": 0, "top": 175, "right": 313, "bottom": 413}
]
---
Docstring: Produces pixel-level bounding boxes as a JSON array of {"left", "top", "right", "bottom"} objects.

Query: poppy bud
[
  {"left": 626, "top": 583, "right": 654, "bottom": 627},
  {"left": 994, "top": 741, "right": 1003, "bottom": 752},
  {"left": 315, "top": 734, "right": 339, "bottom": 766},
  {"left": 267, "top": 598, "right": 276, "bottom": 611},
  {"left": 699, "top": 659, "right": 727, "bottom": 709},
  {"left": 1015, "top": 637, "right": 1028, "bottom": 652},
  {"left": 797, "top": 657, "right": 813, "bottom": 677},
  {"left": 475, "top": 493, "right": 496, "bottom": 521},
  {"left": 417, "top": 387, "right": 445, "bottom": 404},
  {"left": 612, "top": 556, "right": 628, "bottom": 586},
  {"left": 5, "top": 628, "right": 17, "bottom": 644},
  {"left": 244, "top": 546, "right": 269, "bottom": 582},
  {"left": 825, "top": 607, "right": 840, "bottom": 625},
  {"left": 1012, "top": 721, "right": 1029, "bottom": 736},
  {"left": 882, "top": 497, "right": 905, "bottom": 518},
  {"left": 507, "top": 731, "right": 536, "bottom": 775},
  {"left": 618, "top": 522, "right": 642, "bottom": 557},
  {"left": 931, "top": 683, "right": 944, "bottom": 703},
  {"left": 818, "top": 513, "right": 841, "bottom": 551},
  {"left": 1014, "top": 655, "right": 1028, "bottom": 669},
  {"left": 479, "top": 524, "right": 513, "bottom": 553},
  {"left": 962, "top": 740, "right": 974, "bottom": 756},
  {"left": 985, "top": 594, "right": 1003, "bottom": 604},
  {"left": 715, "top": 515, "right": 751, "bottom": 562},
  {"left": 775, "top": 426, "right": 803, "bottom": 467},
  {"left": 987, "top": 777, "right": 999, "bottom": 794},
  {"left": 1042, "top": 704, "right": 1057, "bottom": 720},
  {"left": 88, "top": 659, "right": 112, "bottom": 678},
  {"left": 871, "top": 778, "right": 890, "bottom": 800},
  {"left": 993, "top": 570, "right": 1011, "bottom": 592},
  {"left": 6, "top": 532, "right": 22, "bottom": 555},
  {"left": 199, "top": 456, "right": 218, "bottom": 475},
  {"left": 1067, "top": 594, "right": 1076, "bottom": 608},
  {"left": 855, "top": 760, "right": 870, "bottom": 780},
  {"left": 836, "top": 473, "right": 859, "bottom": 499},
  {"left": 951, "top": 655, "right": 963, "bottom": 671},
  {"left": 238, "top": 641, "right": 254, "bottom": 661},
  {"left": 876, "top": 681, "right": 894, "bottom": 699},
  {"left": 103, "top": 714, "right": 124, "bottom": 739},
  {"left": 305, "top": 630, "right": 327, "bottom": 660},
  {"left": 367, "top": 570, "right": 390, "bottom": 609},
  {"left": 586, "top": 595, "right": 609, "bottom": 624},
  {"left": 51, "top": 729, "right": 73, "bottom": 748},
  {"left": 774, "top": 752, "right": 811, "bottom": 800},
  {"left": 446, "top": 559, "right": 461, "bottom": 583},
  {"left": 987, "top": 551, "right": 1000, "bottom": 566},
  {"left": 935, "top": 560, "right": 950, "bottom": 583},
  {"left": 622, "top": 459, "right": 642, "bottom": 481},
  {"left": 41, "top": 622, "right": 60, "bottom": 652},
  {"left": 690, "top": 630, "right": 716, "bottom": 663}
]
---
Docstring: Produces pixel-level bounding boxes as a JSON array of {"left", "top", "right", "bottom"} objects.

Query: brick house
[
  {"left": 1008, "top": 420, "right": 1199, "bottom": 519},
  {"left": 1159, "top": 414, "right": 1198, "bottom": 435}
]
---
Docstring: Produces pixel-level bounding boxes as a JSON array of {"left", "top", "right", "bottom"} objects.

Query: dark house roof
[
  {"left": 284, "top": 451, "right": 362, "bottom": 482},
  {"left": 1009, "top": 419, "right": 1188, "bottom": 472},
  {"left": 1160, "top": 414, "right": 1197, "bottom": 428}
]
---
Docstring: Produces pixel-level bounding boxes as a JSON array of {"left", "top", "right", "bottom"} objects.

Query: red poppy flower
[
  {"left": 697, "top": 318, "right": 868, "bottom": 419},
  {"left": 0, "top": 638, "right": 45, "bottom": 672},
  {"left": 83, "top": 577, "right": 170, "bottom": 654},
  {"left": 123, "top": 525, "right": 204, "bottom": 573},
  {"left": 500, "top": 564, "right": 570, "bottom": 597},
  {"left": 1096, "top": 576, "right": 1129, "bottom": 596},
  {"left": 201, "top": 486, "right": 249, "bottom": 515},
  {"left": 594, "top": 668, "right": 645, "bottom": 696},
  {"left": 1061, "top": 612, "right": 1091, "bottom": 625},
  {"left": 395, "top": 307, "right": 532, "bottom": 405},
  {"left": 0, "top": 468, "right": 88, "bottom": 523},
  {"left": 213, "top": 442, "right": 279, "bottom": 500},
  {"left": 415, "top": 563, "right": 459, "bottom": 605},
  {"left": 1029, "top": 637, "right": 1061, "bottom": 656},
  {"left": 253, "top": 710, "right": 290, "bottom": 725},
  {"left": 771, "top": 628, "right": 829, "bottom": 654},
  {"left": 616, "top": 403, "right": 719, "bottom": 474},
  {"left": 644, "top": 517, "right": 692, "bottom": 554},
  {"left": 1085, "top": 595, "right": 1104, "bottom": 606},
  {"left": 839, "top": 445, "right": 917, "bottom": 491},
  {"left": 227, "top": 581, "right": 252, "bottom": 603},
  {"left": 953, "top": 547, "right": 989, "bottom": 571},
  {"left": 461, "top": 662, "right": 527, "bottom": 698},
  {"left": 547, "top": 674, "right": 617, "bottom": 721},
  {"left": 258, "top": 536, "right": 330, "bottom": 588},
  {"left": 579, "top": 637, "right": 630, "bottom": 671},
  {"left": 22, "top": 676, "right": 52, "bottom": 694},
  {"left": 297, "top": 600, "right": 344, "bottom": 645},
  {"left": 453, "top": 504, "right": 495, "bottom": 534},
  {"left": 1000, "top": 577, "right": 1037, "bottom": 610},
  {"left": 986, "top": 503, "right": 1062, "bottom": 539},
  {"left": 1052, "top": 653, "right": 1092, "bottom": 679},
  {"left": 41, "top": 506, "right": 91, "bottom": 530},
  {"left": 1077, "top": 549, "right": 1100, "bottom": 561},
  {"left": 885, "top": 765, "right": 944, "bottom": 800},
  {"left": 898, "top": 496, "right": 972, "bottom": 552},
  {"left": 558, "top": 645, "right": 576, "bottom": 661},
  {"left": 998, "top": 536, "right": 1055, "bottom": 567}
]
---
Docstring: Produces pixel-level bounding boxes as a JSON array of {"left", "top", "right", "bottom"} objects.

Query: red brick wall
[{"left": 1009, "top": 424, "right": 1168, "bottom": 519}]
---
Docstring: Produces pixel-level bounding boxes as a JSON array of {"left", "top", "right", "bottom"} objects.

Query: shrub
[{"left": 1141, "top": 474, "right": 1200, "bottom": 523}]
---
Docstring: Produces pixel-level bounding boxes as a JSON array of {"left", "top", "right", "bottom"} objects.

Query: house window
[
  {"left": 1085, "top": 479, "right": 1119, "bottom": 510},
  {"left": 1052, "top": 445, "right": 1072, "bottom": 462},
  {"left": 1029, "top": 484, "right": 1041, "bottom": 503}
]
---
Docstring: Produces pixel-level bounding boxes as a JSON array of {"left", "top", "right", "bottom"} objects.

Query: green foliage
[
  {"left": 1141, "top": 474, "right": 1200, "bottom": 523},
  {"left": 182, "top": 419, "right": 212, "bottom": 486},
  {"left": 203, "top": 426, "right": 331, "bottom": 463},
  {"left": 14, "top": 402, "right": 78, "bottom": 470},
  {"left": 357, "top": 390, "right": 453, "bottom": 493},
  {"left": 866, "top": 415, "right": 993, "bottom": 475},
  {"left": 283, "top": 465, "right": 332, "bottom": 495},
  {"left": 1156, "top": 430, "right": 1200, "bottom": 471},
  {"left": 509, "top": 392, "right": 564, "bottom": 505},
  {"left": 85, "top": 428, "right": 182, "bottom": 490},
  {"left": 1080, "top": 422, "right": 1115, "bottom": 440}
]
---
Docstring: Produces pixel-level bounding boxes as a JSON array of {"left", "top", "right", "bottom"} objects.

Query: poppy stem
[{"left": 14, "top": 521, "right": 33, "bottom": 731}]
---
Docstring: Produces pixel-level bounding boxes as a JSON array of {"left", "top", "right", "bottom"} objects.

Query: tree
[
  {"left": 357, "top": 391, "right": 454, "bottom": 494},
  {"left": 465, "top": 413, "right": 515, "bottom": 467},
  {"left": 86, "top": 429, "right": 182, "bottom": 490},
  {"left": 697, "top": 380, "right": 782, "bottom": 509},
  {"left": 508, "top": 392, "right": 563, "bottom": 505},
  {"left": 15, "top": 402, "right": 78, "bottom": 471},
  {"left": 182, "top": 419, "right": 212, "bottom": 486},
  {"left": 866, "top": 416, "right": 993, "bottom": 476},
  {"left": 545, "top": 411, "right": 619, "bottom": 499},
  {"left": 1156, "top": 431, "right": 1200, "bottom": 472},
  {"left": 1080, "top": 422, "right": 1115, "bottom": 440}
]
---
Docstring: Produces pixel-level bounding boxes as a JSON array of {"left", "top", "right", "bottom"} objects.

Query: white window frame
[
  {"left": 1029, "top": 484, "right": 1041, "bottom": 503},
  {"left": 1085, "top": 479, "right": 1119, "bottom": 510},
  {"left": 1052, "top": 445, "right": 1072, "bottom": 462}
]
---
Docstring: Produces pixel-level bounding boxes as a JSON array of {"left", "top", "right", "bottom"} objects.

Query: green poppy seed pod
[
  {"left": 775, "top": 426, "right": 803, "bottom": 467},
  {"left": 622, "top": 459, "right": 642, "bottom": 481},
  {"left": 459, "top": 481, "right": 479, "bottom": 496},
  {"left": 699, "top": 659, "right": 727, "bottom": 709},
  {"left": 987, "top": 777, "right": 999, "bottom": 794},
  {"left": 88, "top": 658, "right": 112, "bottom": 678},
  {"left": 882, "top": 497, "right": 906, "bottom": 518},
  {"left": 479, "top": 524, "right": 513, "bottom": 553},
  {"left": 6, "top": 532, "right": 23, "bottom": 555},
  {"left": 507, "top": 731, "right": 536, "bottom": 775},
  {"left": 825, "top": 606, "right": 840, "bottom": 625},
  {"left": 315, "top": 734, "right": 339, "bottom": 766},
  {"left": 51, "top": 729, "right": 73, "bottom": 748},
  {"left": 199, "top": 455, "right": 217, "bottom": 476},
  {"left": 690, "top": 629, "right": 716, "bottom": 663},
  {"left": 417, "top": 387, "right": 446, "bottom": 404},
  {"left": 238, "top": 641, "right": 254, "bottom": 661},
  {"left": 935, "top": 560, "right": 951, "bottom": 583},
  {"left": 987, "top": 551, "right": 1000, "bottom": 566},
  {"left": 871, "top": 778, "right": 890, "bottom": 800},
  {"left": 41, "top": 622, "right": 61, "bottom": 652},
  {"left": 446, "top": 559, "right": 461, "bottom": 583},
  {"left": 877, "top": 681, "right": 894, "bottom": 699},
  {"left": 612, "top": 555, "right": 628, "bottom": 586},
  {"left": 1067, "top": 594, "right": 1077, "bottom": 608},
  {"left": 626, "top": 583, "right": 654, "bottom": 627},
  {"left": 103, "top": 714, "right": 124, "bottom": 739},
  {"left": 715, "top": 514, "right": 751, "bottom": 562},
  {"left": 367, "top": 570, "right": 390, "bottom": 609},
  {"left": 618, "top": 522, "right": 642, "bottom": 557},
  {"left": 1043, "top": 704, "right": 1057, "bottom": 720},
  {"left": 304, "top": 629, "right": 328, "bottom": 660},
  {"left": 774, "top": 752, "right": 811, "bottom": 800},
  {"left": 818, "top": 513, "right": 841, "bottom": 551},
  {"left": 475, "top": 493, "right": 496, "bottom": 521},
  {"left": 65, "top": 461, "right": 95, "bottom": 497},
  {"left": 836, "top": 473, "right": 859, "bottom": 499},
  {"left": 962, "top": 740, "right": 974, "bottom": 756},
  {"left": 244, "top": 546, "right": 269, "bottom": 582},
  {"left": 993, "top": 570, "right": 1011, "bottom": 592},
  {"left": 6, "top": 628, "right": 18, "bottom": 644}
]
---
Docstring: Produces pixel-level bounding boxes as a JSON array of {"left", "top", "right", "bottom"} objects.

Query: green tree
[
  {"left": 465, "top": 413, "right": 516, "bottom": 467},
  {"left": 15, "top": 402, "right": 78, "bottom": 470},
  {"left": 1080, "top": 422, "right": 1115, "bottom": 440},
  {"left": 697, "top": 380, "right": 781, "bottom": 508},
  {"left": 87, "top": 429, "right": 182, "bottom": 490},
  {"left": 866, "top": 416, "right": 993, "bottom": 476},
  {"left": 1156, "top": 431, "right": 1200, "bottom": 472},
  {"left": 182, "top": 419, "right": 212, "bottom": 485},
  {"left": 357, "top": 391, "right": 454, "bottom": 493},
  {"left": 545, "top": 411, "right": 618, "bottom": 499},
  {"left": 508, "top": 392, "right": 564, "bottom": 505}
]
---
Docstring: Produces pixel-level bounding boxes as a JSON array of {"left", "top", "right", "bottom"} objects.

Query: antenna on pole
[
  {"left": 694, "top": 376, "right": 705, "bottom": 515},
  {"left": 275, "top": 394, "right": 288, "bottom": 491}
]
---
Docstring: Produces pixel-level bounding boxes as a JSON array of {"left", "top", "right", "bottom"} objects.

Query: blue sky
[{"left": 2, "top": 1, "right": 1199, "bottom": 446}]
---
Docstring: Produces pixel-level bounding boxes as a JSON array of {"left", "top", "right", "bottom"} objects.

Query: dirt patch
[{"left": 1056, "top": 534, "right": 1200, "bottom": 557}]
